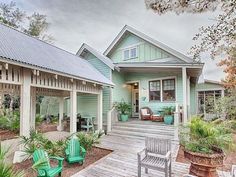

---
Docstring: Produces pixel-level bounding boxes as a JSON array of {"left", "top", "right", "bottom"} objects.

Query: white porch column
[
  {"left": 57, "top": 97, "right": 64, "bottom": 131},
  {"left": 187, "top": 76, "right": 191, "bottom": 119},
  {"left": 182, "top": 67, "right": 188, "bottom": 124},
  {"left": 30, "top": 87, "right": 36, "bottom": 129},
  {"left": 174, "top": 103, "right": 180, "bottom": 141},
  {"left": 97, "top": 90, "right": 103, "bottom": 131},
  {"left": 70, "top": 82, "right": 77, "bottom": 134},
  {"left": 20, "top": 69, "right": 31, "bottom": 137}
]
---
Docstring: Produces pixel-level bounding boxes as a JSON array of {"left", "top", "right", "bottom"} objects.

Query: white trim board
[{"left": 104, "top": 25, "right": 195, "bottom": 63}]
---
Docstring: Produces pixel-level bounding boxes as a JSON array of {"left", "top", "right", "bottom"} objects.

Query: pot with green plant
[
  {"left": 115, "top": 101, "right": 131, "bottom": 122},
  {"left": 162, "top": 106, "right": 174, "bottom": 125},
  {"left": 180, "top": 116, "right": 235, "bottom": 177}
]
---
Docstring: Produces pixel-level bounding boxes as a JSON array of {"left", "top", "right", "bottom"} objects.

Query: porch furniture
[
  {"left": 65, "top": 137, "right": 86, "bottom": 164},
  {"left": 137, "top": 137, "right": 172, "bottom": 177},
  {"left": 140, "top": 107, "right": 153, "bottom": 120},
  {"left": 151, "top": 114, "right": 164, "bottom": 122},
  {"left": 33, "top": 149, "right": 64, "bottom": 177},
  {"left": 80, "top": 116, "right": 95, "bottom": 132}
]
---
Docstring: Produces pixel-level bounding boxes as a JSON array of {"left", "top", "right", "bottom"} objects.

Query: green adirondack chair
[
  {"left": 33, "top": 149, "right": 64, "bottom": 177},
  {"left": 65, "top": 137, "right": 86, "bottom": 164}
]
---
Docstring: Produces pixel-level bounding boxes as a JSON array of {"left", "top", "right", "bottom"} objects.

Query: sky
[{"left": 1, "top": 0, "right": 225, "bottom": 81}]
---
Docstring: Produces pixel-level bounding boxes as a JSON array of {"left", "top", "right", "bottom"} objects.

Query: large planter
[
  {"left": 164, "top": 115, "right": 174, "bottom": 125},
  {"left": 120, "top": 114, "right": 129, "bottom": 122},
  {"left": 184, "top": 148, "right": 225, "bottom": 177}
]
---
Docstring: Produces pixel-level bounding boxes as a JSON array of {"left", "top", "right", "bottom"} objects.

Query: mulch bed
[
  {"left": 36, "top": 122, "right": 58, "bottom": 133},
  {"left": 0, "top": 129, "right": 18, "bottom": 141},
  {"left": 176, "top": 133, "right": 236, "bottom": 171},
  {"left": 13, "top": 147, "right": 112, "bottom": 177}
]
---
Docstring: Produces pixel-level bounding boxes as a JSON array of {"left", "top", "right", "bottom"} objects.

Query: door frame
[{"left": 126, "top": 80, "right": 140, "bottom": 118}]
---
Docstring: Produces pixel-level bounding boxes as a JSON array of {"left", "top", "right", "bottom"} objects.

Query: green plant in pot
[
  {"left": 115, "top": 101, "right": 131, "bottom": 122},
  {"left": 180, "top": 116, "right": 235, "bottom": 177},
  {"left": 162, "top": 106, "right": 174, "bottom": 125}
]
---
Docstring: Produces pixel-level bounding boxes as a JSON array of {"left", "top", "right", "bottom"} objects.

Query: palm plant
[
  {"left": 180, "top": 116, "right": 235, "bottom": 154},
  {"left": 0, "top": 141, "right": 24, "bottom": 177}
]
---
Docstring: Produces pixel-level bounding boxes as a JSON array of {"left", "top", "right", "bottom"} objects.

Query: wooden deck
[{"left": 72, "top": 120, "right": 231, "bottom": 177}]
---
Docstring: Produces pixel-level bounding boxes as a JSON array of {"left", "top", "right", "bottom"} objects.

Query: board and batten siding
[{"left": 109, "top": 33, "right": 171, "bottom": 63}]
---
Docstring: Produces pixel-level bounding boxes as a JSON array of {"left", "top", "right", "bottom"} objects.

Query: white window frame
[
  {"left": 123, "top": 46, "right": 138, "bottom": 60},
  {"left": 148, "top": 76, "right": 177, "bottom": 102}
]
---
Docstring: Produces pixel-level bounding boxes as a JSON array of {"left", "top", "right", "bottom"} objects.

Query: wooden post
[
  {"left": 70, "top": 82, "right": 77, "bottom": 134},
  {"left": 187, "top": 76, "right": 191, "bottom": 119},
  {"left": 20, "top": 69, "right": 31, "bottom": 137},
  {"left": 174, "top": 103, "right": 180, "bottom": 141},
  {"left": 30, "top": 87, "right": 36, "bottom": 129},
  {"left": 182, "top": 67, "right": 188, "bottom": 124},
  {"left": 57, "top": 97, "right": 64, "bottom": 131},
  {"left": 97, "top": 89, "right": 103, "bottom": 131}
]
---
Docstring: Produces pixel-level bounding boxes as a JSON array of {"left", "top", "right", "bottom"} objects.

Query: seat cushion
[
  {"left": 141, "top": 109, "right": 148, "bottom": 115},
  {"left": 67, "top": 156, "right": 84, "bottom": 163},
  {"left": 141, "top": 155, "right": 165, "bottom": 168}
]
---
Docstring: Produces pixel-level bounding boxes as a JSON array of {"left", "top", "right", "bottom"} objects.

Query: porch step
[
  {"left": 111, "top": 125, "right": 174, "bottom": 136},
  {"left": 108, "top": 130, "right": 174, "bottom": 140}
]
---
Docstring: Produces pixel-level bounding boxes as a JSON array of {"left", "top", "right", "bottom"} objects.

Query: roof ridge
[{"left": 0, "top": 22, "right": 79, "bottom": 57}]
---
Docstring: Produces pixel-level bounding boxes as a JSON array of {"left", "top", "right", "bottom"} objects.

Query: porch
[{"left": 72, "top": 120, "right": 231, "bottom": 177}]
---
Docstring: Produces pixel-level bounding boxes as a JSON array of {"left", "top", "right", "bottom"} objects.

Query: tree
[
  {"left": 0, "top": 1, "right": 53, "bottom": 43},
  {"left": 145, "top": 0, "right": 236, "bottom": 90}
]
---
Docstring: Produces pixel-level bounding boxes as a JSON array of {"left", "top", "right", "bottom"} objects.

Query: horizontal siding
[
  {"left": 190, "top": 83, "right": 196, "bottom": 115},
  {"left": 40, "top": 97, "right": 60, "bottom": 116}
]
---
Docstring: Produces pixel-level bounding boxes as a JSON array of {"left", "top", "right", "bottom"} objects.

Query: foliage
[
  {"left": 0, "top": 142, "right": 24, "bottom": 177},
  {"left": 180, "top": 116, "right": 235, "bottom": 154},
  {"left": 76, "top": 131, "right": 104, "bottom": 150},
  {"left": 2, "top": 94, "right": 20, "bottom": 110},
  {"left": 115, "top": 101, "right": 132, "bottom": 115},
  {"left": 145, "top": 0, "right": 236, "bottom": 90},
  {"left": 20, "top": 129, "right": 67, "bottom": 158},
  {"left": 0, "top": 1, "right": 53, "bottom": 43},
  {"left": 0, "top": 109, "right": 20, "bottom": 132},
  {"left": 35, "top": 114, "right": 44, "bottom": 126},
  {"left": 214, "top": 94, "right": 236, "bottom": 120},
  {"left": 162, "top": 106, "right": 175, "bottom": 116}
]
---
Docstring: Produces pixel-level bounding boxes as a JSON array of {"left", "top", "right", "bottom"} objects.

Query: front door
[{"left": 132, "top": 89, "right": 139, "bottom": 117}]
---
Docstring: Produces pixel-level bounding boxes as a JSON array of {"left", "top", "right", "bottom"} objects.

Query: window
[
  {"left": 162, "top": 79, "right": 175, "bottom": 101},
  {"left": 123, "top": 47, "right": 137, "bottom": 60},
  {"left": 149, "top": 80, "right": 161, "bottom": 101},
  {"left": 149, "top": 78, "right": 176, "bottom": 102}
]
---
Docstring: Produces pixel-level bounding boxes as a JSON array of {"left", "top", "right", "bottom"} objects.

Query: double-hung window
[
  {"left": 123, "top": 47, "right": 137, "bottom": 60},
  {"left": 149, "top": 78, "right": 176, "bottom": 102},
  {"left": 149, "top": 80, "right": 161, "bottom": 101}
]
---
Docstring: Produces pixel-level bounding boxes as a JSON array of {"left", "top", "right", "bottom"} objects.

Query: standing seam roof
[{"left": 0, "top": 23, "right": 113, "bottom": 86}]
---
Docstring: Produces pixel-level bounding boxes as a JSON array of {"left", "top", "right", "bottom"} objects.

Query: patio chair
[
  {"left": 140, "top": 107, "right": 153, "bottom": 120},
  {"left": 33, "top": 149, "right": 64, "bottom": 177},
  {"left": 65, "top": 137, "right": 86, "bottom": 164},
  {"left": 137, "top": 137, "right": 171, "bottom": 177}
]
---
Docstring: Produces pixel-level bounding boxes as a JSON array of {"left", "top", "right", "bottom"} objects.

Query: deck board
[{"left": 72, "top": 120, "right": 231, "bottom": 177}]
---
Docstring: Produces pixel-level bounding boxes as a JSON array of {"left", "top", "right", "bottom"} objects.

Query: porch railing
[{"left": 107, "top": 106, "right": 117, "bottom": 133}]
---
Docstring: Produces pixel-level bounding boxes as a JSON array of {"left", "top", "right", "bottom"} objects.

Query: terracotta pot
[{"left": 184, "top": 148, "right": 225, "bottom": 177}]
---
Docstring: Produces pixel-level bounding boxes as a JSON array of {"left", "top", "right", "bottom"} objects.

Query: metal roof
[
  {"left": 0, "top": 23, "right": 114, "bottom": 86},
  {"left": 77, "top": 43, "right": 115, "bottom": 70},
  {"left": 104, "top": 25, "right": 195, "bottom": 63}
]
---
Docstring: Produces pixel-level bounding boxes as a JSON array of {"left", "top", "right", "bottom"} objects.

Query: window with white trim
[
  {"left": 123, "top": 47, "right": 137, "bottom": 60},
  {"left": 149, "top": 78, "right": 176, "bottom": 102}
]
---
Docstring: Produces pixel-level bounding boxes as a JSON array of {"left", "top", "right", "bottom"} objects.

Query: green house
[{"left": 40, "top": 25, "right": 225, "bottom": 128}]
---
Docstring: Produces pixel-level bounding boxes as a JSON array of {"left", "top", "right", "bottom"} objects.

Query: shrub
[
  {"left": 0, "top": 142, "right": 24, "bottom": 177},
  {"left": 20, "top": 129, "right": 67, "bottom": 158},
  {"left": 180, "top": 116, "right": 235, "bottom": 154},
  {"left": 0, "top": 110, "right": 20, "bottom": 132},
  {"left": 76, "top": 131, "right": 104, "bottom": 150}
]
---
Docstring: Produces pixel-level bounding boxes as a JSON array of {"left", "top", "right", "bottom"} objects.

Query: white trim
[
  {"left": 122, "top": 46, "right": 138, "bottom": 60},
  {"left": 104, "top": 25, "right": 194, "bottom": 63},
  {"left": 0, "top": 57, "right": 114, "bottom": 87},
  {"left": 77, "top": 43, "right": 115, "bottom": 70},
  {"left": 117, "top": 42, "right": 144, "bottom": 51},
  {"left": 196, "top": 88, "right": 224, "bottom": 92},
  {"left": 147, "top": 76, "right": 177, "bottom": 102}
]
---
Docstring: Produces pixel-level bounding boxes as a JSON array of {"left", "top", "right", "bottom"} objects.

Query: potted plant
[
  {"left": 115, "top": 101, "right": 131, "bottom": 122},
  {"left": 180, "top": 116, "right": 235, "bottom": 177},
  {"left": 162, "top": 106, "right": 174, "bottom": 125}
]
